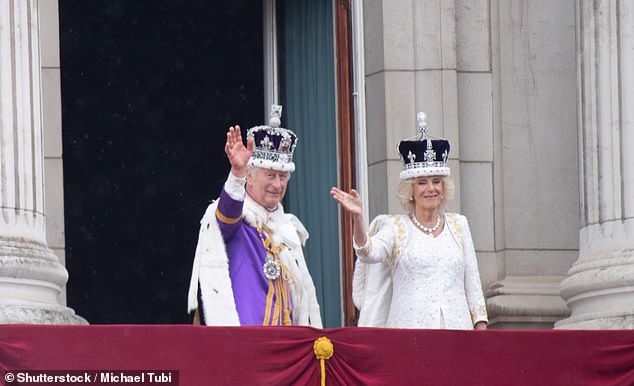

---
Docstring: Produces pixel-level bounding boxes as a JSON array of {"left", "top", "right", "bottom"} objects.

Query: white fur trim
[
  {"left": 247, "top": 158, "right": 295, "bottom": 172},
  {"left": 187, "top": 201, "right": 240, "bottom": 326},
  {"left": 188, "top": 191, "right": 321, "bottom": 327},
  {"left": 399, "top": 166, "right": 450, "bottom": 180}
]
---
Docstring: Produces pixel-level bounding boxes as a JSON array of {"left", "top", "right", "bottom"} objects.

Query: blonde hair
[{"left": 397, "top": 176, "right": 455, "bottom": 213}]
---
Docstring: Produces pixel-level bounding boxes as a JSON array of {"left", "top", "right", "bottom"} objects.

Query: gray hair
[
  {"left": 246, "top": 164, "right": 292, "bottom": 179},
  {"left": 396, "top": 176, "right": 455, "bottom": 213},
  {"left": 247, "top": 164, "right": 259, "bottom": 178}
]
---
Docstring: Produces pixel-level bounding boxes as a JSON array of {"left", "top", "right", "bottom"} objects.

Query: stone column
[
  {"left": 557, "top": 0, "right": 634, "bottom": 329},
  {"left": 477, "top": 0, "right": 577, "bottom": 329},
  {"left": 0, "top": 0, "right": 85, "bottom": 324}
]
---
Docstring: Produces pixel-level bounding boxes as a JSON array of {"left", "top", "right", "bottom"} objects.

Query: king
[{"left": 187, "top": 105, "right": 322, "bottom": 327}]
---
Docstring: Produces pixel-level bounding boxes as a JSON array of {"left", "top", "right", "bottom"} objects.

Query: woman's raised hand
[
  {"left": 331, "top": 187, "right": 368, "bottom": 246},
  {"left": 224, "top": 125, "right": 254, "bottom": 178},
  {"left": 330, "top": 187, "right": 363, "bottom": 217}
]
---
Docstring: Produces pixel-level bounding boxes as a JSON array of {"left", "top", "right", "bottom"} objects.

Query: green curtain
[{"left": 281, "top": 0, "right": 340, "bottom": 327}]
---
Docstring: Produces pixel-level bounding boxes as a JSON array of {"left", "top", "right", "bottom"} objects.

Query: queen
[{"left": 331, "top": 112, "right": 488, "bottom": 329}]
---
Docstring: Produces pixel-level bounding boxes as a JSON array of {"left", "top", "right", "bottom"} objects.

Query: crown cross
[
  {"left": 417, "top": 112, "right": 427, "bottom": 132},
  {"left": 424, "top": 148, "right": 436, "bottom": 162},
  {"left": 417, "top": 112, "right": 429, "bottom": 140},
  {"left": 279, "top": 137, "right": 292, "bottom": 153},
  {"left": 269, "top": 105, "right": 282, "bottom": 128}
]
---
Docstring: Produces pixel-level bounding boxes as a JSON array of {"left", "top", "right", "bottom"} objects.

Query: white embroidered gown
[{"left": 354, "top": 214, "right": 488, "bottom": 329}]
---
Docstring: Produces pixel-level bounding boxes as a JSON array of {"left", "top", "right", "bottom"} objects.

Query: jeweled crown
[
  {"left": 398, "top": 112, "right": 451, "bottom": 179},
  {"left": 247, "top": 105, "right": 298, "bottom": 172}
]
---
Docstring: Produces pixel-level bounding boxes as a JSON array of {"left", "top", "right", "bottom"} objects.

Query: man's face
[{"left": 246, "top": 168, "right": 290, "bottom": 209}]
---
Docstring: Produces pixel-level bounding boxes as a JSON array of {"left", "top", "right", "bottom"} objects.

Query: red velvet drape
[{"left": 2, "top": 325, "right": 634, "bottom": 385}]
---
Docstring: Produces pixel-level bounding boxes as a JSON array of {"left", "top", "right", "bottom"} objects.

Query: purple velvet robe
[{"left": 216, "top": 188, "right": 291, "bottom": 326}]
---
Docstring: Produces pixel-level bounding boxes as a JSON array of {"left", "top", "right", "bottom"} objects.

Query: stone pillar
[
  {"left": 479, "top": 0, "right": 577, "bottom": 329},
  {"left": 0, "top": 0, "right": 85, "bottom": 324},
  {"left": 557, "top": 0, "right": 634, "bottom": 329}
]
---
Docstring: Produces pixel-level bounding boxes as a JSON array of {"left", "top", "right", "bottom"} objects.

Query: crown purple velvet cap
[
  {"left": 247, "top": 105, "right": 298, "bottom": 172},
  {"left": 398, "top": 112, "right": 451, "bottom": 179}
]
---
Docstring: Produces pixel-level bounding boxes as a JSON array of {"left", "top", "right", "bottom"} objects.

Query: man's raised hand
[{"left": 224, "top": 125, "right": 254, "bottom": 178}]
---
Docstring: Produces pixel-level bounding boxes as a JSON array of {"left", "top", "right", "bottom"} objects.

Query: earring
[{"left": 409, "top": 196, "right": 414, "bottom": 201}]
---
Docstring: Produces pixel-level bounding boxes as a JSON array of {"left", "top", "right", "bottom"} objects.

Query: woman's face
[{"left": 412, "top": 175, "right": 444, "bottom": 211}]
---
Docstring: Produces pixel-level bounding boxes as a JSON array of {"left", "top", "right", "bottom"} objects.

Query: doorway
[{"left": 60, "top": 0, "right": 264, "bottom": 323}]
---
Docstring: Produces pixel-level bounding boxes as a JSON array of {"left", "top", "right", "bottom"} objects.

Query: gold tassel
[
  {"left": 257, "top": 222, "right": 293, "bottom": 326},
  {"left": 313, "top": 337, "right": 334, "bottom": 386}
]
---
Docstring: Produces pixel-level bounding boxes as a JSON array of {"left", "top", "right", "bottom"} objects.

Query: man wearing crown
[{"left": 187, "top": 105, "right": 322, "bottom": 327}]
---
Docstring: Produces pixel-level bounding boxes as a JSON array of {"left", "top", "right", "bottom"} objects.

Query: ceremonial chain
[{"left": 256, "top": 222, "right": 286, "bottom": 280}]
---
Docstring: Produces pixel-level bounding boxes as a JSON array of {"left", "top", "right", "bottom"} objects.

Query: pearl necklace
[{"left": 409, "top": 213, "right": 441, "bottom": 234}]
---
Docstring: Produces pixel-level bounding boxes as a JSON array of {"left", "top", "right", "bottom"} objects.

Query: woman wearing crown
[{"left": 331, "top": 113, "right": 488, "bottom": 329}]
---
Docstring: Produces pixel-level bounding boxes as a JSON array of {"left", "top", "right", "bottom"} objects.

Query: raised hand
[
  {"left": 330, "top": 187, "right": 367, "bottom": 246},
  {"left": 224, "top": 125, "right": 254, "bottom": 178},
  {"left": 330, "top": 187, "right": 363, "bottom": 217}
]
